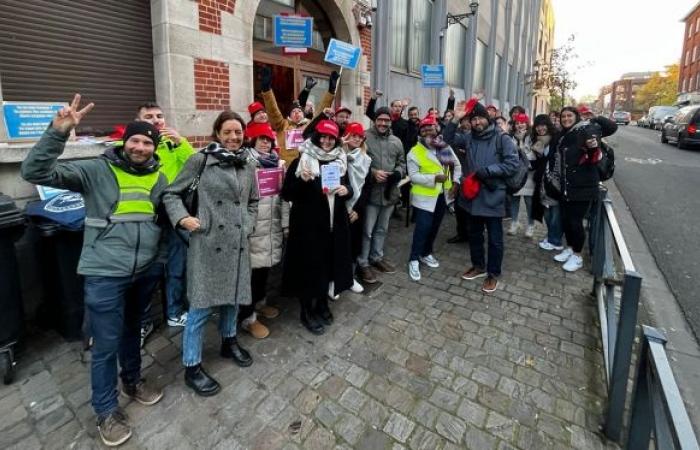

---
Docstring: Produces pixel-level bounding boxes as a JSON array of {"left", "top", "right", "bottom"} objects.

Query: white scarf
[
  {"left": 344, "top": 143, "right": 371, "bottom": 211},
  {"left": 294, "top": 139, "right": 347, "bottom": 179}
]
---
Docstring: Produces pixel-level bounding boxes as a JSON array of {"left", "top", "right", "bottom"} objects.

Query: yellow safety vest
[{"left": 410, "top": 143, "right": 452, "bottom": 198}]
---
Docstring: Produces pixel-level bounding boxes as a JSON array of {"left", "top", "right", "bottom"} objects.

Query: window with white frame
[
  {"left": 445, "top": 23, "right": 465, "bottom": 85},
  {"left": 691, "top": 76, "right": 695, "bottom": 92},
  {"left": 696, "top": 16, "right": 700, "bottom": 33},
  {"left": 391, "top": 0, "right": 432, "bottom": 73},
  {"left": 683, "top": 77, "right": 687, "bottom": 92},
  {"left": 409, "top": 0, "right": 432, "bottom": 73},
  {"left": 689, "top": 22, "right": 694, "bottom": 38},
  {"left": 686, "top": 50, "right": 691, "bottom": 66},
  {"left": 473, "top": 39, "right": 488, "bottom": 91},
  {"left": 391, "top": 0, "right": 409, "bottom": 69}
]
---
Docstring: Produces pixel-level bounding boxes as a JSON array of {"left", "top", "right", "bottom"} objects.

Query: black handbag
[{"left": 183, "top": 153, "right": 208, "bottom": 216}]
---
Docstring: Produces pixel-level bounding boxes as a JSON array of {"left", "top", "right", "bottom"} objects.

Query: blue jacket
[{"left": 458, "top": 124, "right": 520, "bottom": 217}]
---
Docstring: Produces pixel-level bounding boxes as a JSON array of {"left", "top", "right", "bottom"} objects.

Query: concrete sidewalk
[{"left": 0, "top": 214, "right": 618, "bottom": 449}]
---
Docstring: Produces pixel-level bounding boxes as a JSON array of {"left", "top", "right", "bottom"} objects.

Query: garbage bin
[
  {"left": 25, "top": 192, "right": 86, "bottom": 342},
  {"left": 0, "top": 193, "right": 26, "bottom": 384}
]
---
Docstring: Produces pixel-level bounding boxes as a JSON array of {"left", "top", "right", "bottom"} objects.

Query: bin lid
[
  {"left": 25, "top": 192, "right": 85, "bottom": 231},
  {"left": 0, "top": 193, "right": 25, "bottom": 230}
]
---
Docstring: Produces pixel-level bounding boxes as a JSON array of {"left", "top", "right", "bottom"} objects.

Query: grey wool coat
[{"left": 163, "top": 150, "right": 259, "bottom": 309}]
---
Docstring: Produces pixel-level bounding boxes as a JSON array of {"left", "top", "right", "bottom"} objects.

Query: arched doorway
[{"left": 252, "top": 0, "right": 350, "bottom": 115}]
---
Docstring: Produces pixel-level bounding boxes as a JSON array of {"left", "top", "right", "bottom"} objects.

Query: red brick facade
[
  {"left": 186, "top": 135, "right": 212, "bottom": 148},
  {"left": 681, "top": 6, "right": 700, "bottom": 93},
  {"left": 194, "top": 58, "right": 230, "bottom": 110},
  {"left": 359, "top": 27, "right": 372, "bottom": 107},
  {"left": 198, "top": 0, "right": 236, "bottom": 35}
]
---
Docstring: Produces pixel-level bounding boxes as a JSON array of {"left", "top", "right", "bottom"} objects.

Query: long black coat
[{"left": 281, "top": 157, "right": 354, "bottom": 299}]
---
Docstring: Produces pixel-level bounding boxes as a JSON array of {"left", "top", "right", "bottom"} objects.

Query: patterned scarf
[
  {"left": 294, "top": 139, "right": 347, "bottom": 179},
  {"left": 249, "top": 148, "right": 280, "bottom": 168},
  {"left": 344, "top": 143, "right": 371, "bottom": 211},
  {"left": 203, "top": 142, "right": 248, "bottom": 168}
]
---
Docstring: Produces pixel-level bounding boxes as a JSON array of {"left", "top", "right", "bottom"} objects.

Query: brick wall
[
  {"left": 198, "top": 0, "right": 236, "bottom": 35},
  {"left": 681, "top": 8, "right": 700, "bottom": 93},
  {"left": 186, "top": 135, "right": 212, "bottom": 148},
  {"left": 359, "top": 27, "right": 372, "bottom": 107},
  {"left": 194, "top": 58, "right": 230, "bottom": 110}
]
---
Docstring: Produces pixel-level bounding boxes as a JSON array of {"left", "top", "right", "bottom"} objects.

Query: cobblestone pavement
[{"left": 0, "top": 213, "right": 619, "bottom": 449}]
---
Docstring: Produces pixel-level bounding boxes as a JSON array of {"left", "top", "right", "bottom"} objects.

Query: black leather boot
[
  {"left": 300, "top": 298, "right": 324, "bottom": 335},
  {"left": 184, "top": 364, "right": 220, "bottom": 397},
  {"left": 314, "top": 296, "right": 334, "bottom": 326},
  {"left": 220, "top": 337, "right": 253, "bottom": 367}
]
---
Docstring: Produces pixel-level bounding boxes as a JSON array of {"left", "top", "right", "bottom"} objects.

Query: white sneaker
[
  {"left": 554, "top": 247, "right": 574, "bottom": 262},
  {"left": 539, "top": 240, "right": 564, "bottom": 251},
  {"left": 419, "top": 254, "right": 440, "bottom": 268},
  {"left": 524, "top": 225, "right": 534, "bottom": 238},
  {"left": 507, "top": 222, "right": 519, "bottom": 235},
  {"left": 167, "top": 312, "right": 188, "bottom": 327},
  {"left": 562, "top": 254, "right": 584, "bottom": 272},
  {"left": 408, "top": 261, "right": 421, "bottom": 281},
  {"left": 350, "top": 279, "right": 364, "bottom": 293}
]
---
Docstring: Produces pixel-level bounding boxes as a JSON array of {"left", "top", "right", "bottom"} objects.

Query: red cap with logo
[
  {"left": 248, "top": 101, "right": 265, "bottom": 117},
  {"left": 245, "top": 122, "right": 276, "bottom": 142},
  {"left": 419, "top": 115, "right": 438, "bottom": 128},
  {"left": 514, "top": 113, "right": 530, "bottom": 124},
  {"left": 315, "top": 119, "right": 339, "bottom": 139},
  {"left": 344, "top": 122, "right": 365, "bottom": 138},
  {"left": 577, "top": 105, "right": 592, "bottom": 115}
]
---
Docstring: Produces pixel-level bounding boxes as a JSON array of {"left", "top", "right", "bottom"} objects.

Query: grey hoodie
[{"left": 21, "top": 127, "right": 168, "bottom": 277}]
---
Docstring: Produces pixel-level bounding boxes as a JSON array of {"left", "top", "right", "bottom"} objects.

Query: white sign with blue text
[
  {"left": 420, "top": 65, "right": 446, "bottom": 88},
  {"left": 273, "top": 15, "right": 313, "bottom": 48},
  {"left": 324, "top": 39, "right": 362, "bottom": 71}
]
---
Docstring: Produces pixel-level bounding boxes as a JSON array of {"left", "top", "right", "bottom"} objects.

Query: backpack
[
  {"left": 496, "top": 133, "right": 529, "bottom": 194},
  {"left": 597, "top": 139, "right": 615, "bottom": 181}
]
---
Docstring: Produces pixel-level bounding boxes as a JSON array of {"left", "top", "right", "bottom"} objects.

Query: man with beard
[
  {"left": 357, "top": 107, "right": 406, "bottom": 284},
  {"left": 22, "top": 95, "right": 167, "bottom": 447},
  {"left": 458, "top": 100, "right": 519, "bottom": 294}
]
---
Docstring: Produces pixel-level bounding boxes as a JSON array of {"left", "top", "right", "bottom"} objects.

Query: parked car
[
  {"left": 649, "top": 106, "right": 679, "bottom": 130},
  {"left": 612, "top": 111, "right": 631, "bottom": 125},
  {"left": 661, "top": 105, "right": 700, "bottom": 149},
  {"left": 637, "top": 115, "right": 648, "bottom": 127}
]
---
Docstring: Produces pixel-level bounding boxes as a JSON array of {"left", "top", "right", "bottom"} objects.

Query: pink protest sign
[
  {"left": 256, "top": 167, "right": 285, "bottom": 197},
  {"left": 285, "top": 129, "right": 305, "bottom": 149}
]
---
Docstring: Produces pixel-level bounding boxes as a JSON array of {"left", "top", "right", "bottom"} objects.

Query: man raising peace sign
[{"left": 21, "top": 94, "right": 168, "bottom": 447}]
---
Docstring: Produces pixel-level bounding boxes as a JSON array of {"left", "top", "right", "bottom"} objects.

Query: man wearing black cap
[
  {"left": 457, "top": 99, "right": 519, "bottom": 294},
  {"left": 21, "top": 94, "right": 168, "bottom": 447}
]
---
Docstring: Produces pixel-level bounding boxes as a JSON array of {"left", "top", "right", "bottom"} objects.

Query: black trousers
[
  {"left": 239, "top": 267, "right": 270, "bottom": 321},
  {"left": 561, "top": 200, "right": 591, "bottom": 253},
  {"left": 455, "top": 203, "right": 470, "bottom": 239}
]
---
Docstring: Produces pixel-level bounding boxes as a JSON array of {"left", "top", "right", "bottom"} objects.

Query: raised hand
[
  {"left": 305, "top": 77, "right": 318, "bottom": 91},
  {"left": 301, "top": 160, "right": 314, "bottom": 181},
  {"left": 161, "top": 127, "right": 182, "bottom": 145},
  {"left": 52, "top": 94, "right": 94, "bottom": 134},
  {"left": 374, "top": 89, "right": 384, "bottom": 98}
]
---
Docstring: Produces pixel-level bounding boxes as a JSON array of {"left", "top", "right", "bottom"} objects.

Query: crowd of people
[{"left": 20, "top": 67, "right": 617, "bottom": 446}]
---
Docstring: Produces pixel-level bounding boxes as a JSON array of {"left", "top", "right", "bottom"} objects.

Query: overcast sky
[{"left": 552, "top": 0, "right": 692, "bottom": 100}]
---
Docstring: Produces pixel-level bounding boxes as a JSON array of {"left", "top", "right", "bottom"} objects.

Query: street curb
[{"left": 608, "top": 179, "right": 700, "bottom": 432}]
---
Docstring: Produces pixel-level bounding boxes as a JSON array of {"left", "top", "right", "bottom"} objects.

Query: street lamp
[{"left": 447, "top": 1, "right": 479, "bottom": 27}]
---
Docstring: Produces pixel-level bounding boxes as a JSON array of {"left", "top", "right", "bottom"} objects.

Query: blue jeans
[
  {"left": 84, "top": 263, "right": 162, "bottom": 418},
  {"left": 165, "top": 229, "right": 188, "bottom": 319},
  {"left": 410, "top": 196, "right": 447, "bottom": 261},
  {"left": 510, "top": 195, "right": 534, "bottom": 226},
  {"left": 182, "top": 305, "right": 237, "bottom": 367},
  {"left": 468, "top": 216, "right": 504, "bottom": 277},
  {"left": 544, "top": 204, "right": 563, "bottom": 246},
  {"left": 358, "top": 203, "right": 394, "bottom": 267}
]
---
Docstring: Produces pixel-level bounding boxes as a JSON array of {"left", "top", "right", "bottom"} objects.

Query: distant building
[
  {"left": 598, "top": 72, "right": 653, "bottom": 116},
  {"left": 530, "top": 0, "right": 555, "bottom": 115},
  {"left": 679, "top": 2, "right": 700, "bottom": 105}
]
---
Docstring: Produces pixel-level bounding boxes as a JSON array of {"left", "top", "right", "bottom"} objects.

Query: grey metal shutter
[{"left": 0, "top": 0, "right": 156, "bottom": 135}]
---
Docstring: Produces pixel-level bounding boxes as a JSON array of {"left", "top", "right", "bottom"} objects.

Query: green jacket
[
  {"left": 21, "top": 127, "right": 169, "bottom": 277},
  {"left": 364, "top": 126, "right": 406, "bottom": 206},
  {"left": 156, "top": 137, "right": 195, "bottom": 183}
]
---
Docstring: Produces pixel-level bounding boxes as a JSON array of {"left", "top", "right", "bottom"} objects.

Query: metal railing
[
  {"left": 626, "top": 326, "right": 700, "bottom": 450},
  {"left": 589, "top": 188, "right": 698, "bottom": 447}
]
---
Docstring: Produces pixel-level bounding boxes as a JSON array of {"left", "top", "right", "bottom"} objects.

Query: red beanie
[
  {"left": 315, "top": 119, "right": 339, "bottom": 139},
  {"left": 245, "top": 122, "right": 276, "bottom": 142},
  {"left": 419, "top": 115, "right": 437, "bottom": 128},
  {"left": 248, "top": 101, "right": 265, "bottom": 118},
  {"left": 344, "top": 122, "right": 365, "bottom": 138},
  {"left": 514, "top": 113, "right": 530, "bottom": 124}
]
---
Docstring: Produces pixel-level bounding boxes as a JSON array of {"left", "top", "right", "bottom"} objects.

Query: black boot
[
  {"left": 314, "top": 296, "right": 334, "bottom": 326},
  {"left": 184, "top": 364, "right": 220, "bottom": 397},
  {"left": 220, "top": 337, "right": 253, "bottom": 367},
  {"left": 300, "top": 298, "right": 324, "bottom": 335}
]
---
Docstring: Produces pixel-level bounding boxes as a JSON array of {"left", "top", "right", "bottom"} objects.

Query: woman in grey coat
[{"left": 163, "top": 111, "right": 259, "bottom": 397}]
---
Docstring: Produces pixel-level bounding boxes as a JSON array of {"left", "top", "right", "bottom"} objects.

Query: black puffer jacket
[{"left": 557, "top": 116, "right": 617, "bottom": 201}]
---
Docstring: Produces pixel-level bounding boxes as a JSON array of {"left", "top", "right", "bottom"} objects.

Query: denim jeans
[
  {"left": 165, "top": 229, "right": 188, "bottom": 319},
  {"left": 544, "top": 204, "right": 563, "bottom": 247},
  {"left": 510, "top": 195, "right": 534, "bottom": 226},
  {"left": 357, "top": 203, "right": 394, "bottom": 267},
  {"left": 84, "top": 263, "right": 162, "bottom": 418},
  {"left": 410, "top": 196, "right": 447, "bottom": 261},
  {"left": 468, "top": 216, "right": 504, "bottom": 277},
  {"left": 182, "top": 305, "right": 237, "bottom": 367}
]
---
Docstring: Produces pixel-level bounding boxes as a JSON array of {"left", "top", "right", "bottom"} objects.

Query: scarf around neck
[
  {"left": 344, "top": 144, "right": 371, "bottom": 210},
  {"left": 203, "top": 142, "right": 248, "bottom": 168},
  {"left": 249, "top": 147, "right": 280, "bottom": 168},
  {"left": 294, "top": 139, "right": 347, "bottom": 179}
]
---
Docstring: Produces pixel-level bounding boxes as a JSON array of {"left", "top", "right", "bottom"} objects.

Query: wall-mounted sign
[
  {"left": 273, "top": 15, "right": 313, "bottom": 48},
  {"left": 3, "top": 102, "right": 66, "bottom": 140},
  {"left": 421, "top": 65, "right": 446, "bottom": 88},
  {"left": 324, "top": 39, "right": 362, "bottom": 71}
]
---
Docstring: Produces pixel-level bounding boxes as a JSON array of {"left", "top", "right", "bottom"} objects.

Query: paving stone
[
  {"left": 412, "top": 399, "right": 440, "bottom": 428},
  {"left": 344, "top": 364, "right": 371, "bottom": 388},
  {"left": 0, "top": 420, "right": 32, "bottom": 448},
  {"left": 452, "top": 376, "right": 479, "bottom": 399},
  {"left": 356, "top": 428, "right": 392, "bottom": 450},
  {"left": 471, "top": 366, "right": 500, "bottom": 389},
  {"left": 36, "top": 406, "right": 74, "bottom": 435},
  {"left": 314, "top": 400, "right": 344, "bottom": 428},
  {"left": 408, "top": 426, "right": 443, "bottom": 450},
  {"left": 333, "top": 413, "right": 365, "bottom": 445},
  {"left": 338, "top": 387, "right": 368, "bottom": 414},
  {"left": 360, "top": 397, "right": 390, "bottom": 429},
  {"left": 434, "top": 412, "right": 466, "bottom": 444},
  {"left": 463, "top": 425, "right": 498, "bottom": 450},
  {"left": 456, "top": 399, "right": 488, "bottom": 427},
  {"left": 429, "top": 387, "right": 461, "bottom": 413},
  {"left": 383, "top": 412, "right": 416, "bottom": 443},
  {"left": 485, "top": 411, "right": 516, "bottom": 442}
]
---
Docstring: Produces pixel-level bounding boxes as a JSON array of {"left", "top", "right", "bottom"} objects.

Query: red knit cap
[
  {"left": 315, "top": 119, "right": 339, "bottom": 138},
  {"left": 245, "top": 122, "right": 276, "bottom": 142},
  {"left": 248, "top": 101, "right": 265, "bottom": 117},
  {"left": 419, "top": 115, "right": 438, "bottom": 128},
  {"left": 344, "top": 122, "right": 365, "bottom": 138},
  {"left": 514, "top": 113, "right": 530, "bottom": 124}
]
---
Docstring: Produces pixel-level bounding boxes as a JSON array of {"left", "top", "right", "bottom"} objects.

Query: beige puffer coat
[{"left": 249, "top": 181, "right": 290, "bottom": 269}]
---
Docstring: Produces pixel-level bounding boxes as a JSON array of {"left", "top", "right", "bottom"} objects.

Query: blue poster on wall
[
  {"left": 3, "top": 102, "right": 64, "bottom": 140},
  {"left": 273, "top": 15, "right": 313, "bottom": 48},
  {"left": 324, "top": 39, "right": 362, "bottom": 71},
  {"left": 421, "top": 65, "right": 446, "bottom": 88}
]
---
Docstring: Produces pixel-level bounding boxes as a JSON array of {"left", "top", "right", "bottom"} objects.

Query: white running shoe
[
  {"left": 554, "top": 247, "right": 574, "bottom": 262},
  {"left": 524, "top": 225, "right": 534, "bottom": 238},
  {"left": 167, "top": 312, "right": 188, "bottom": 327},
  {"left": 408, "top": 261, "right": 421, "bottom": 281},
  {"left": 350, "top": 279, "right": 364, "bottom": 293},
  {"left": 539, "top": 240, "right": 564, "bottom": 251},
  {"left": 562, "top": 254, "right": 584, "bottom": 272},
  {"left": 419, "top": 254, "right": 440, "bottom": 268}
]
